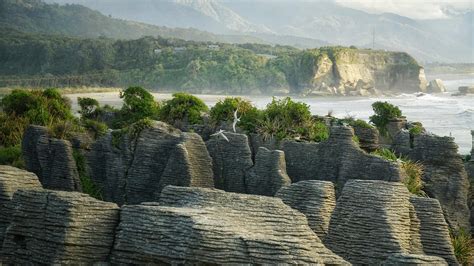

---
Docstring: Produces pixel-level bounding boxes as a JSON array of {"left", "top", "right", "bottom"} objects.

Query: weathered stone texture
[
  {"left": 392, "top": 132, "right": 470, "bottom": 231},
  {"left": 382, "top": 254, "right": 448, "bottom": 266},
  {"left": 36, "top": 136, "right": 82, "bottom": 191},
  {"left": 276, "top": 180, "right": 336, "bottom": 240},
  {"left": 22, "top": 125, "right": 82, "bottom": 192},
  {"left": 206, "top": 132, "right": 253, "bottom": 193},
  {"left": 282, "top": 126, "right": 403, "bottom": 190},
  {"left": 325, "top": 180, "right": 418, "bottom": 264},
  {"left": 111, "top": 186, "right": 348, "bottom": 265},
  {"left": 2, "top": 189, "right": 119, "bottom": 264},
  {"left": 0, "top": 166, "right": 42, "bottom": 243},
  {"left": 87, "top": 121, "right": 214, "bottom": 205},
  {"left": 353, "top": 125, "right": 380, "bottom": 152},
  {"left": 410, "top": 196, "right": 458, "bottom": 265},
  {"left": 245, "top": 147, "right": 291, "bottom": 196}
]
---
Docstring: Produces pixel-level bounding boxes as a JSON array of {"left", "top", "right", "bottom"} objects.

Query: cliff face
[{"left": 290, "top": 48, "right": 427, "bottom": 95}]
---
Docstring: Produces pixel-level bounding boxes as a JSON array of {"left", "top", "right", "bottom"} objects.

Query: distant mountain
[{"left": 45, "top": 0, "right": 473, "bottom": 63}]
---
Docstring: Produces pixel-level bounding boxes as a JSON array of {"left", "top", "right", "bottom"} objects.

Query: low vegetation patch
[
  {"left": 209, "top": 97, "right": 261, "bottom": 132},
  {"left": 0, "top": 145, "right": 24, "bottom": 169},
  {"left": 400, "top": 159, "right": 425, "bottom": 196},
  {"left": 371, "top": 148, "right": 398, "bottom": 162},
  {"left": 451, "top": 228, "right": 474, "bottom": 265},
  {"left": 72, "top": 149, "right": 102, "bottom": 200}
]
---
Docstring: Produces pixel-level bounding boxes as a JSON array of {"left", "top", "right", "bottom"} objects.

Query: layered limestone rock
[
  {"left": 111, "top": 186, "right": 348, "bottom": 264},
  {"left": 22, "top": 125, "right": 82, "bottom": 192},
  {"left": 324, "top": 180, "right": 419, "bottom": 264},
  {"left": 276, "top": 180, "right": 336, "bottom": 240},
  {"left": 353, "top": 125, "right": 380, "bottom": 152},
  {"left": 0, "top": 166, "right": 42, "bottom": 243},
  {"left": 382, "top": 254, "right": 447, "bottom": 266},
  {"left": 206, "top": 132, "right": 253, "bottom": 193},
  {"left": 392, "top": 132, "right": 470, "bottom": 231},
  {"left": 87, "top": 121, "right": 214, "bottom": 205},
  {"left": 282, "top": 126, "right": 403, "bottom": 190},
  {"left": 245, "top": 147, "right": 291, "bottom": 196},
  {"left": 427, "top": 79, "right": 446, "bottom": 93},
  {"left": 410, "top": 197, "right": 458, "bottom": 265},
  {"left": 298, "top": 49, "right": 426, "bottom": 95},
  {"left": 2, "top": 189, "right": 119, "bottom": 264}
]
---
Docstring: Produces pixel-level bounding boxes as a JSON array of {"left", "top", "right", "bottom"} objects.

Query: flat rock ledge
[
  {"left": 382, "top": 253, "right": 448, "bottom": 266},
  {"left": 1, "top": 189, "right": 119, "bottom": 264},
  {"left": 0, "top": 166, "right": 42, "bottom": 243},
  {"left": 276, "top": 180, "right": 336, "bottom": 240},
  {"left": 111, "top": 185, "right": 349, "bottom": 265}
]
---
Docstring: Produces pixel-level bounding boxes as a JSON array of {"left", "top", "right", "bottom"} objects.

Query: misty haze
[{"left": 0, "top": 0, "right": 473, "bottom": 265}]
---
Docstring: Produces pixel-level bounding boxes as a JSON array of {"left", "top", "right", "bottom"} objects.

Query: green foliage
[
  {"left": 369, "top": 101, "right": 402, "bottom": 133},
  {"left": 111, "top": 118, "right": 153, "bottom": 149},
  {"left": 82, "top": 119, "right": 108, "bottom": 139},
  {"left": 0, "top": 88, "right": 76, "bottom": 146},
  {"left": 78, "top": 97, "right": 100, "bottom": 119},
  {"left": 371, "top": 148, "right": 398, "bottom": 162},
  {"left": 0, "top": 145, "right": 24, "bottom": 168},
  {"left": 257, "top": 97, "right": 328, "bottom": 142},
  {"left": 351, "top": 119, "right": 374, "bottom": 129},
  {"left": 72, "top": 149, "right": 102, "bottom": 200},
  {"left": 117, "top": 86, "right": 159, "bottom": 126},
  {"left": 409, "top": 124, "right": 423, "bottom": 136},
  {"left": 159, "top": 93, "right": 208, "bottom": 125},
  {"left": 352, "top": 135, "right": 360, "bottom": 145},
  {"left": 451, "top": 228, "right": 473, "bottom": 265},
  {"left": 209, "top": 97, "right": 261, "bottom": 132},
  {"left": 400, "top": 159, "right": 425, "bottom": 196},
  {"left": 47, "top": 119, "right": 83, "bottom": 140}
]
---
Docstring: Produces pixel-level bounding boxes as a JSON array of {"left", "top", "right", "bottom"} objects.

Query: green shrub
[
  {"left": 209, "top": 97, "right": 261, "bottom": 132},
  {"left": 159, "top": 92, "right": 208, "bottom": 125},
  {"left": 72, "top": 149, "right": 102, "bottom": 200},
  {"left": 48, "top": 119, "right": 84, "bottom": 140},
  {"left": 369, "top": 101, "right": 402, "bottom": 134},
  {"left": 401, "top": 159, "right": 425, "bottom": 196},
  {"left": 0, "top": 145, "right": 24, "bottom": 168},
  {"left": 111, "top": 118, "right": 153, "bottom": 149},
  {"left": 0, "top": 113, "right": 29, "bottom": 147},
  {"left": 257, "top": 97, "right": 328, "bottom": 142},
  {"left": 371, "top": 148, "right": 398, "bottom": 161},
  {"left": 78, "top": 97, "right": 100, "bottom": 119},
  {"left": 409, "top": 124, "right": 423, "bottom": 136},
  {"left": 82, "top": 119, "right": 108, "bottom": 139},
  {"left": 117, "top": 86, "right": 159, "bottom": 126},
  {"left": 351, "top": 119, "right": 373, "bottom": 129},
  {"left": 451, "top": 228, "right": 473, "bottom": 265}
]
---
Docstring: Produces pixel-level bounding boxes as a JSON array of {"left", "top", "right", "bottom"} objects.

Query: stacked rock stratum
[
  {"left": 2, "top": 189, "right": 119, "bottom": 264},
  {"left": 111, "top": 186, "right": 348, "bottom": 265}
]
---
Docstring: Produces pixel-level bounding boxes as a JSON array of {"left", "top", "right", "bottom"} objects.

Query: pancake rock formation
[
  {"left": 382, "top": 254, "right": 448, "bottom": 266},
  {"left": 1, "top": 189, "right": 119, "bottom": 264},
  {"left": 276, "top": 180, "right": 336, "bottom": 240},
  {"left": 111, "top": 185, "right": 348, "bottom": 265}
]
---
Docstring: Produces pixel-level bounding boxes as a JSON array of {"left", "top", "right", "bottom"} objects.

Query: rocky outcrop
[
  {"left": 248, "top": 133, "right": 279, "bottom": 160},
  {"left": 427, "top": 79, "right": 446, "bottom": 93},
  {"left": 206, "top": 132, "right": 253, "bottom": 193},
  {"left": 111, "top": 185, "right": 348, "bottom": 264},
  {"left": 36, "top": 136, "right": 82, "bottom": 191},
  {"left": 353, "top": 125, "right": 380, "bottom": 152},
  {"left": 325, "top": 180, "right": 420, "bottom": 264},
  {"left": 0, "top": 166, "right": 42, "bottom": 243},
  {"left": 382, "top": 254, "right": 448, "bottom": 266},
  {"left": 392, "top": 132, "right": 471, "bottom": 231},
  {"left": 2, "top": 189, "right": 119, "bottom": 264},
  {"left": 410, "top": 197, "right": 458, "bottom": 265},
  {"left": 276, "top": 180, "right": 336, "bottom": 240},
  {"left": 245, "top": 147, "right": 291, "bottom": 196},
  {"left": 87, "top": 121, "right": 214, "bottom": 205},
  {"left": 297, "top": 49, "right": 427, "bottom": 95},
  {"left": 282, "top": 126, "right": 403, "bottom": 191},
  {"left": 22, "top": 125, "right": 82, "bottom": 192},
  {"left": 22, "top": 125, "right": 48, "bottom": 175}
]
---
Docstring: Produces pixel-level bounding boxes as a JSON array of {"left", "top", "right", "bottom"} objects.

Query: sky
[{"left": 334, "top": 0, "right": 473, "bottom": 19}]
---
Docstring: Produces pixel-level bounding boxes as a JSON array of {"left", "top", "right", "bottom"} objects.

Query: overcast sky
[{"left": 334, "top": 0, "right": 472, "bottom": 19}]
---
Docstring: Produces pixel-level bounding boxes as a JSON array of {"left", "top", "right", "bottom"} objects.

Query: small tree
[
  {"left": 159, "top": 92, "right": 208, "bottom": 125},
  {"left": 209, "top": 97, "right": 260, "bottom": 132},
  {"left": 78, "top": 97, "right": 100, "bottom": 119},
  {"left": 369, "top": 101, "right": 402, "bottom": 133},
  {"left": 118, "top": 86, "right": 159, "bottom": 125}
]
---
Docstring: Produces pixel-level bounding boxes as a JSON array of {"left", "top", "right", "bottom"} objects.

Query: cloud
[{"left": 334, "top": 0, "right": 472, "bottom": 19}]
